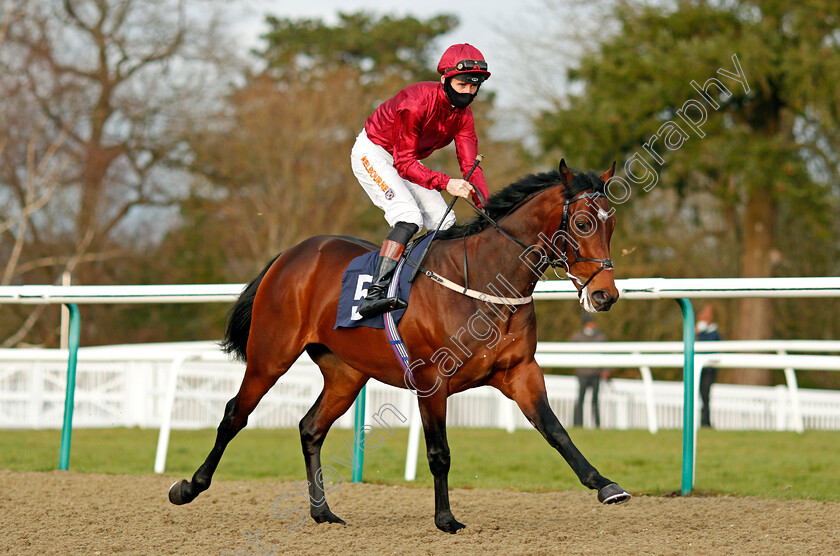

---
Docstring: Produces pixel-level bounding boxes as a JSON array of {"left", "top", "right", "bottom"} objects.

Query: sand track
[{"left": 1, "top": 470, "right": 836, "bottom": 555}]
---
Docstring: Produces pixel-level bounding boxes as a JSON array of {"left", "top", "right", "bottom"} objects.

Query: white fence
[{"left": 2, "top": 341, "right": 839, "bottom": 433}]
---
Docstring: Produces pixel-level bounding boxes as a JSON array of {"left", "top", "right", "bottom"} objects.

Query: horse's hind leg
[
  {"left": 298, "top": 345, "right": 368, "bottom": 526},
  {"left": 489, "top": 361, "right": 631, "bottom": 504},
  {"left": 168, "top": 356, "right": 292, "bottom": 505}
]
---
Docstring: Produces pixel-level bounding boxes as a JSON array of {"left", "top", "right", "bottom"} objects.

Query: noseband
[{"left": 465, "top": 189, "right": 613, "bottom": 298}]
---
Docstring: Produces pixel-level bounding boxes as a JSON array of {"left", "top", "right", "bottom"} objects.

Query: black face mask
[{"left": 443, "top": 78, "right": 477, "bottom": 109}]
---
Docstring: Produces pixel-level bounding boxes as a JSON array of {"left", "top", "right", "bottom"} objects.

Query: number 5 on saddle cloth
[{"left": 334, "top": 234, "right": 434, "bottom": 330}]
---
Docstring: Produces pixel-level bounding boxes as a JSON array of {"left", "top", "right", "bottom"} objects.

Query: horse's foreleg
[
  {"left": 169, "top": 364, "right": 281, "bottom": 505},
  {"left": 299, "top": 353, "right": 368, "bottom": 526},
  {"left": 418, "top": 393, "right": 464, "bottom": 533},
  {"left": 489, "top": 362, "right": 630, "bottom": 504}
]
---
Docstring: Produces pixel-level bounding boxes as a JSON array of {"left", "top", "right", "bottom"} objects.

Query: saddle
[{"left": 333, "top": 234, "right": 434, "bottom": 330}]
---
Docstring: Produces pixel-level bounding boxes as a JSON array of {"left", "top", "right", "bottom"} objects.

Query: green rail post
[
  {"left": 59, "top": 303, "right": 80, "bottom": 470},
  {"left": 351, "top": 384, "right": 367, "bottom": 483},
  {"left": 676, "top": 298, "right": 695, "bottom": 495}
]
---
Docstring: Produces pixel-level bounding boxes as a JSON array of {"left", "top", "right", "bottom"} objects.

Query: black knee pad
[{"left": 387, "top": 222, "right": 419, "bottom": 245}]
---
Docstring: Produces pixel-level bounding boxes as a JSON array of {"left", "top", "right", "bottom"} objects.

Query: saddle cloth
[{"left": 334, "top": 234, "right": 433, "bottom": 329}]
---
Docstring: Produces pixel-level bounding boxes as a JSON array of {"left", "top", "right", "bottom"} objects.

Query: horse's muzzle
[{"left": 591, "top": 289, "right": 618, "bottom": 311}]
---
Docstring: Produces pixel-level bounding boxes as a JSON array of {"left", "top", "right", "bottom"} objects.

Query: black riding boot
[
  {"left": 358, "top": 222, "right": 418, "bottom": 319},
  {"left": 358, "top": 254, "right": 407, "bottom": 318}
]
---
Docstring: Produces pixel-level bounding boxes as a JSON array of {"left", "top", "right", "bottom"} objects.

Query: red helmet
[{"left": 437, "top": 43, "right": 491, "bottom": 83}]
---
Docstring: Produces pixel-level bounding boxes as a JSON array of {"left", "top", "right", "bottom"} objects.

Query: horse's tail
[{"left": 221, "top": 254, "right": 281, "bottom": 362}]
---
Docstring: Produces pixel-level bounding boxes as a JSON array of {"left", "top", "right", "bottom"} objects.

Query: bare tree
[
  {"left": 187, "top": 70, "right": 374, "bottom": 265},
  {"left": 0, "top": 0, "right": 239, "bottom": 346}
]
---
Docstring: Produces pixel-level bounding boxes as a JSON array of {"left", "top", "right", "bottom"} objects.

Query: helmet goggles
[{"left": 446, "top": 59, "right": 488, "bottom": 73}]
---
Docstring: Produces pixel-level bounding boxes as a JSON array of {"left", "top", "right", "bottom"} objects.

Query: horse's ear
[
  {"left": 558, "top": 158, "right": 574, "bottom": 186},
  {"left": 600, "top": 161, "right": 616, "bottom": 184}
]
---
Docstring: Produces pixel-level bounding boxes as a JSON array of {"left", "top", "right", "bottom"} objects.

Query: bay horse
[{"left": 168, "top": 159, "right": 631, "bottom": 533}]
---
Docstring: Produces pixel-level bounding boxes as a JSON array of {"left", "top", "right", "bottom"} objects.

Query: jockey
[{"left": 351, "top": 43, "right": 491, "bottom": 318}]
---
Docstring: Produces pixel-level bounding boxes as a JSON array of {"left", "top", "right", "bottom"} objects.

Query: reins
[{"left": 458, "top": 187, "right": 614, "bottom": 298}]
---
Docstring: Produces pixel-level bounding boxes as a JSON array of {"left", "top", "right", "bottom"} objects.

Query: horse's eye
[{"left": 575, "top": 219, "right": 592, "bottom": 233}]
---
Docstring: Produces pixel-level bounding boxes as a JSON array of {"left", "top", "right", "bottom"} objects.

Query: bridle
[
  {"left": 557, "top": 191, "right": 615, "bottom": 293},
  {"left": 463, "top": 188, "right": 614, "bottom": 298}
]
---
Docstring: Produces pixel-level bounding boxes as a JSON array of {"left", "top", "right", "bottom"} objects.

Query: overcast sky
[{"left": 225, "top": 0, "right": 560, "bottom": 112}]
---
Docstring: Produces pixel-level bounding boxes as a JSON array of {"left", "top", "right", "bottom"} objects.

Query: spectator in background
[
  {"left": 696, "top": 303, "right": 722, "bottom": 428},
  {"left": 572, "top": 314, "right": 609, "bottom": 428}
]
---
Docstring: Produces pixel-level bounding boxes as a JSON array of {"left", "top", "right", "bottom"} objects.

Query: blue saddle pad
[{"left": 334, "top": 235, "right": 433, "bottom": 329}]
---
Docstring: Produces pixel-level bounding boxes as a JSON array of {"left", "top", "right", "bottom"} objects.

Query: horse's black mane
[{"left": 437, "top": 167, "right": 606, "bottom": 239}]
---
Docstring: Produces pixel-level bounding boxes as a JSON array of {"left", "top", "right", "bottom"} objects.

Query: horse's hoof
[
  {"left": 312, "top": 510, "right": 346, "bottom": 526},
  {"left": 168, "top": 479, "right": 192, "bottom": 505},
  {"left": 435, "top": 514, "right": 466, "bottom": 534},
  {"left": 598, "top": 483, "right": 631, "bottom": 505}
]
